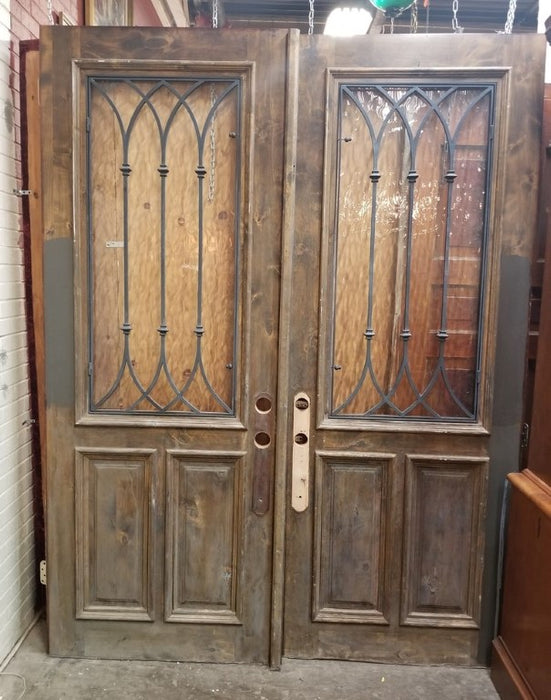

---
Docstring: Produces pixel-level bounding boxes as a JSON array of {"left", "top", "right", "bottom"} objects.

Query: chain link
[
  {"left": 212, "top": 0, "right": 219, "bottom": 29},
  {"left": 451, "top": 0, "right": 463, "bottom": 33},
  {"left": 208, "top": 86, "right": 216, "bottom": 203},
  {"left": 410, "top": 0, "right": 418, "bottom": 34},
  {"left": 503, "top": 0, "right": 517, "bottom": 33},
  {"left": 308, "top": 0, "right": 315, "bottom": 35},
  {"left": 47, "top": 0, "right": 54, "bottom": 24}
]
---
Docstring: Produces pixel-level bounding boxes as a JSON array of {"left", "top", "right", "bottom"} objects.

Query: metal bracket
[
  {"left": 39, "top": 560, "right": 47, "bottom": 586},
  {"left": 13, "top": 189, "right": 32, "bottom": 197},
  {"left": 520, "top": 422, "right": 530, "bottom": 450}
]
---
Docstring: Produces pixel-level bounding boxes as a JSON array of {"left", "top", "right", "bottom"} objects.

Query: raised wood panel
[
  {"left": 75, "top": 448, "right": 156, "bottom": 620},
  {"left": 313, "top": 452, "right": 394, "bottom": 624},
  {"left": 402, "top": 455, "right": 488, "bottom": 628},
  {"left": 165, "top": 450, "right": 244, "bottom": 624}
]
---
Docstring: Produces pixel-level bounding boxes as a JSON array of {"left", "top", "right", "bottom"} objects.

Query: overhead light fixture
[{"left": 324, "top": 6, "right": 374, "bottom": 36}]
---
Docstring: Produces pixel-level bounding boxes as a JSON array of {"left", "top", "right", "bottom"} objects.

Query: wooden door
[
  {"left": 281, "top": 34, "right": 545, "bottom": 665},
  {"left": 41, "top": 26, "right": 294, "bottom": 663},
  {"left": 42, "top": 27, "right": 544, "bottom": 667}
]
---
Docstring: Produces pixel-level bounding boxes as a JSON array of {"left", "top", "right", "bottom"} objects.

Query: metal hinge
[
  {"left": 13, "top": 189, "right": 32, "bottom": 197},
  {"left": 39, "top": 560, "right": 47, "bottom": 586},
  {"left": 520, "top": 423, "right": 530, "bottom": 450}
]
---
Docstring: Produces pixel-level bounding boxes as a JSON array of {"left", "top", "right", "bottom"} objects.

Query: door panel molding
[
  {"left": 165, "top": 450, "right": 245, "bottom": 624},
  {"left": 75, "top": 447, "right": 157, "bottom": 621},
  {"left": 313, "top": 451, "right": 395, "bottom": 625},
  {"left": 401, "top": 454, "right": 488, "bottom": 628}
]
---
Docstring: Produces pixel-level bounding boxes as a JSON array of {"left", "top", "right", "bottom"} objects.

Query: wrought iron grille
[
  {"left": 329, "top": 82, "right": 496, "bottom": 421},
  {"left": 86, "top": 76, "right": 242, "bottom": 415}
]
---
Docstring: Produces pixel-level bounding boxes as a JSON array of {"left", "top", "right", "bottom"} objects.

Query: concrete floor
[{"left": 1, "top": 620, "right": 500, "bottom": 700}]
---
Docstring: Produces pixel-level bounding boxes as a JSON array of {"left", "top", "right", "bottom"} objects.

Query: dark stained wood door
[
  {"left": 41, "top": 27, "right": 545, "bottom": 667},
  {"left": 281, "top": 33, "right": 545, "bottom": 665},
  {"left": 41, "top": 26, "right": 295, "bottom": 663}
]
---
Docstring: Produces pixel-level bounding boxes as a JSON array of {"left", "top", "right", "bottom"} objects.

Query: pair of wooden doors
[{"left": 41, "top": 26, "right": 544, "bottom": 666}]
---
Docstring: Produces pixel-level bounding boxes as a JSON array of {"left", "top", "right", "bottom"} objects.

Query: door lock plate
[{"left": 292, "top": 392, "right": 310, "bottom": 512}]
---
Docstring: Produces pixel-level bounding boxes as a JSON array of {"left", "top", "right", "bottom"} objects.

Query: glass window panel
[
  {"left": 87, "top": 77, "right": 242, "bottom": 415},
  {"left": 330, "top": 83, "right": 494, "bottom": 421}
]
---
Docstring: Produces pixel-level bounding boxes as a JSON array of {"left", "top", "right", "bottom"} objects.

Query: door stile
[
  {"left": 41, "top": 25, "right": 81, "bottom": 656},
  {"left": 270, "top": 28, "right": 300, "bottom": 669}
]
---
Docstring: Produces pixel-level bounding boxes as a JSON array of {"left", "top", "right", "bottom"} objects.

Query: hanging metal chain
[
  {"left": 410, "top": 0, "right": 418, "bottom": 34},
  {"left": 308, "top": 0, "right": 315, "bottom": 35},
  {"left": 212, "top": 0, "right": 219, "bottom": 29},
  {"left": 46, "top": 0, "right": 54, "bottom": 24},
  {"left": 208, "top": 86, "right": 216, "bottom": 203},
  {"left": 503, "top": 0, "right": 517, "bottom": 34},
  {"left": 451, "top": 0, "right": 463, "bottom": 33}
]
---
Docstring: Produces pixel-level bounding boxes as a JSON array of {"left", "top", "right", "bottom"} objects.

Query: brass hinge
[
  {"left": 39, "top": 560, "right": 47, "bottom": 586},
  {"left": 520, "top": 423, "right": 530, "bottom": 450}
]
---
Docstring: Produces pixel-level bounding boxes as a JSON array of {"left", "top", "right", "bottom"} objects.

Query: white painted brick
[
  {"left": 0, "top": 332, "right": 29, "bottom": 355},
  {"left": 0, "top": 498, "right": 34, "bottom": 546},
  {"left": 0, "top": 393, "right": 30, "bottom": 427},
  {"left": 0, "top": 230, "right": 23, "bottom": 247},
  {"left": 0, "top": 342, "right": 28, "bottom": 371},
  {"left": 0, "top": 299, "right": 26, "bottom": 322},
  {"left": 0, "top": 263, "right": 24, "bottom": 283},
  {"left": 0, "top": 315, "right": 26, "bottom": 335}
]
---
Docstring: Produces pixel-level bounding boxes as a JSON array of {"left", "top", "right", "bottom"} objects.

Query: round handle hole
[
  {"left": 294, "top": 432, "right": 308, "bottom": 445},
  {"left": 254, "top": 431, "right": 271, "bottom": 448},
  {"left": 255, "top": 396, "right": 272, "bottom": 413},
  {"left": 295, "top": 397, "right": 309, "bottom": 410}
]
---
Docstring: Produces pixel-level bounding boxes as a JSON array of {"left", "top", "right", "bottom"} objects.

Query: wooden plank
[
  {"left": 20, "top": 43, "right": 47, "bottom": 614},
  {"left": 270, "top": 28, "right": 300, "bottom": 668}
]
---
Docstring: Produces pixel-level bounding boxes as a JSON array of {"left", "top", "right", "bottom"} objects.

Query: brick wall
[{"left": 0, "top": 0, "right": 79, "bottom": 666}]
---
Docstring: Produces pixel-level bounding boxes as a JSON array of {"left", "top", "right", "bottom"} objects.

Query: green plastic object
[{"left": 368, "top": 0, "right": 414, "bottom": 15}]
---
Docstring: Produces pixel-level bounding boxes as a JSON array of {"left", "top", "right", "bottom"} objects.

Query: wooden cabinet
[
  {"left": 491, "top": 85, "right": 551, "bottom": 699},
  {"left": 491, "top": 472, "right": 551, "bottom": 698}
]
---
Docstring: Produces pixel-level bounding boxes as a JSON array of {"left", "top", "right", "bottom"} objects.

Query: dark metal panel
[{"left": 44, "top": 237, "right": 75, "bottom": 407}]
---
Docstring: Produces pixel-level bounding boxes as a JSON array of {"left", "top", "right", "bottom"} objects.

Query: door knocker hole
[
  {"left": 255, "top": 395, "right": 272, "bottom": 413},
  {"left": 294, "top": 432, "right": 308, "bottom": 445},
  {"left": 254, "top": 431, "right": 271, "bottom": 448}
]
